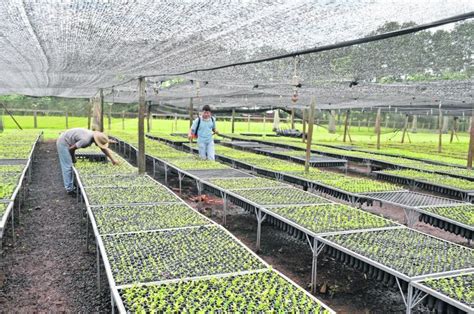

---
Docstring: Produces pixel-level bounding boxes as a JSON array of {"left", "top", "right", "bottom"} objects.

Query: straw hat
[{"left": 93, "top": 131, "right": 109, "bottom": 149}]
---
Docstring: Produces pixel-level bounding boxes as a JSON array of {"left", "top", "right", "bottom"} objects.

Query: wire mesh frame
[
  {"left": 220, "top": 134, "right": 474, "bottom": 182},
  {"left": 0, "top": 131, "right": 42, "bottom": 242},
  {"left": 117, "top": 136, "right": 473, "bottom": 313},
  {"left": 374, "top": 170, "right": 474, "bottom": 194},
  {"left": 184, "top": 141, "right": 399, "bottom": 204},
  {"left": 74, "top": 166, "right": 335, "bottom": 314},
  {"left": 334, "top": 145, "right": 468, "bottom": 170},
  {"left": 409, "top": 272, "right": 474, "bottom": 314}
]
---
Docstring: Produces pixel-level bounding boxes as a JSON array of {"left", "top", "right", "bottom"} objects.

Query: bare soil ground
[{"left": 0, "top": 141, "right": 110, "bottom": 312}]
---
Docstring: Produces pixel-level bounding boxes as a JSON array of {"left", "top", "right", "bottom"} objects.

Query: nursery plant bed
[
  {"left": 84, "top": 185, "right": 181, "bottom": 206},
  {"left": 319, "top": 228, "right": 473, "bottom": 279},
  {"left": 91, "top": 203, "right": 211, "bottom": 235},
  {"left": 119, "top": 269, "right": 334, "bottom": 313},
  {"left": 229, "top": 187, "right": 331, "bottom": 206},
  {"left": 266, "top": 204, "right": 398, "bottom": 236},
  {"left": 185, "top": 169, "right": 253, "bottom": 179},
  {"left": 80, "top": 174, "right": 158, "bottom": 188},
  {"left": 101, "top": 225, "right": 267, "bottom": 285},
  {"left": 416, "top": 205, "right": 473, "bottom": 240},
  {"left": 208, "top": 177, "right": 289, "bottom": 190},
  {"left": 411, "top": 272, "right": 474, "bottom": 313}
]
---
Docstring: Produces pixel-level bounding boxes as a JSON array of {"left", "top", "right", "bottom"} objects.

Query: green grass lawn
[{"left": 1, "top": 115, "right": 471, "bottom": 163}]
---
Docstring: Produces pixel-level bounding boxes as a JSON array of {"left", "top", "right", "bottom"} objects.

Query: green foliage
[
  {"left": 164, "top": 157, "right": 231, "bottom": 171},
  {"left": 92, "top": 204, "right": 210, "bottom": 234},
  {"left": 0, "top": 203, "right": 8, "bottom": 217},
  {"left": 75, "top": 156, "right": 137, "bottom": 176},
  {"left": 85, "top": 185, "right": 180, "bottom": 205},
  {"left": 271, "top": 204, "right": 396, "bottom": 234},
  {"left": 103, "top": 226, "right": 266, "bottom": 285},
  {"left": 326, "top": 228, "right": 473, "bottom": 277},
  {"left": 381, "top": 169, "right": 474, "bottom": 190},
  {"left": 294, "top": 170, "right": 403, "bottom": 193},
  {"left": 121, "top": 270, "right": 331, "bottom": 313},
  {"left": 209, "top": 177, "right": 288, "bottom": 190},
  {"left": 81, "top": 174, "right": 157, "bottom": 188},
  {"left": 425, "top": 273, "right": 474, "bottom": 307},
  {"left": 420, "top": 205, "right": 474, "bottom": 226},
  {"left": 231, "top": 187, "right": 330, "bottom": 205}
]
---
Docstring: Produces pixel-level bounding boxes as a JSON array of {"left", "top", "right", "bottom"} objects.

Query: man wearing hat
[{"left": 57, "top": 128, "right": 119, "bottom": 195}]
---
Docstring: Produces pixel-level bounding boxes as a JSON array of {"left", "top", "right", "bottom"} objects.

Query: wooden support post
[
  {"left": 122, "top": 111, "right": 125, "bottom": 130},
  {"left": 305, "top": 99, "right": 316, "bottom": 174},
  {"left": 263, "top": 115, "right": 266, "bottom": 134},
  {"left": 87, "top": 99, "right": 92, "bottom": 130},
  {"left": 138, "top": 77, "right": 146, "bottom": 174},
  {"left": 65, "top": 111, "right": 69, "bottom": 129},
  {"left": 33, "top": 110, "right": 38, "bottom": 128},
  {"left": 411, "top": 115, "right": 417, "bottom": 133},
  {"left": 401, "top": 114, "right": 409, "bottom": 143},
  {"left": 438, "top": 108, "right": 443, "bottom": 153},
  {"left": 189, "top": 97, "right": 194, "bottom": 127},
  {"left": 108, "top": 105, "right": 112, "bottom": 130},
  {"left": 247, "top": 115, "right": 251, "bottom": 132},
  {"left": 328, "top": 110, "right": 336, "bottom": 133},
  {"left": 231, "top": 109, "right": 235, "bottom": 134},
  {"left": 174, "top": 113, "right": 178, "bottom": 131},
  {"left": 302, "top": 109, "right": 307, "bottom": 143},
  {"left": 99, "top": 88, "right": 104, "bottom": 132},
  {"left": 343, "top": 110, "right": 350, "bottom": 143},
  {"left": 291, "top": 108, "right": 295, "bottom": 129},
  {"left": 468, "top": 111, "right": 474, "bottom": 169},
  {"left": 146, "top": 102, "right": 151, "bottom": 133},
  {"left": 375, "top": 108, "right": 381, "bottom": 150},
  {"left": 0, "top": 109, "right": 3, "bottom": 132},
  {"left": 450, "top": 117, "right": 459, "bottom": 143}
]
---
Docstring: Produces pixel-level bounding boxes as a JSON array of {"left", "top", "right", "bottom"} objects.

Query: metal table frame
[
  {"left": 0, "top": 131, "right": 42, "bottom": 248},
  {"left": 114, "top": 136, "right": 474, "bottom": 314},
  {"left": 74, "top": 161, "right": 334, "bottom": 313}
]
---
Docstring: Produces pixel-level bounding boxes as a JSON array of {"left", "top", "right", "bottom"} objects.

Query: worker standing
[{"left": 188, "top": 105, "right": 219, "bottom": 160}]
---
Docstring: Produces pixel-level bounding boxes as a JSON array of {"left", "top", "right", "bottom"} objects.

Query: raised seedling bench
[
  {"left": 410, "top": 272, "right": 474, "bottom": 314},
  {"left": 316, "top": 228, "right": 473, "bottom": 313},
  {"left": 91, "top": 203, "right": 212, "bottom": 235},
  {"left": 0, "top": 131, "right": 42, "bottom": 247},
  {"left": 375, "top": 170, "right": 474, "bottom": 201},
  {"left": 415, "top": 204, "right": 473, "bottom": 240},
  {"left": 84, "top": 185, "right": 181, "bottom": 206},
  {"left": 101, "top": 225, "right": 267, "bottom": 286},
  {"left": 118, "top": 269, "right": 334, "bottom": 313}
]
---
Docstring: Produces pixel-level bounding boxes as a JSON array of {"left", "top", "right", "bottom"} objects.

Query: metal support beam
[
  {"left": 438, "top": 108, "right": 442, "bottom": 153},
  {"left": 99, "top": 88, "right": 104, "bottom": 132},
  {"left": 255, "top": 208, "right": 267, "bottom": 251},
  {"left": 375, "top": 108, "right": 381, "bottom": 150},
  {"left": 137, "top": 77, "right": 146, "bottom": 174}
]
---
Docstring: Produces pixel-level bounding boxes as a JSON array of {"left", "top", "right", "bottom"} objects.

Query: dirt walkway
[{"left": 0, "top": 141, "right": 110, "bottom": 312}]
